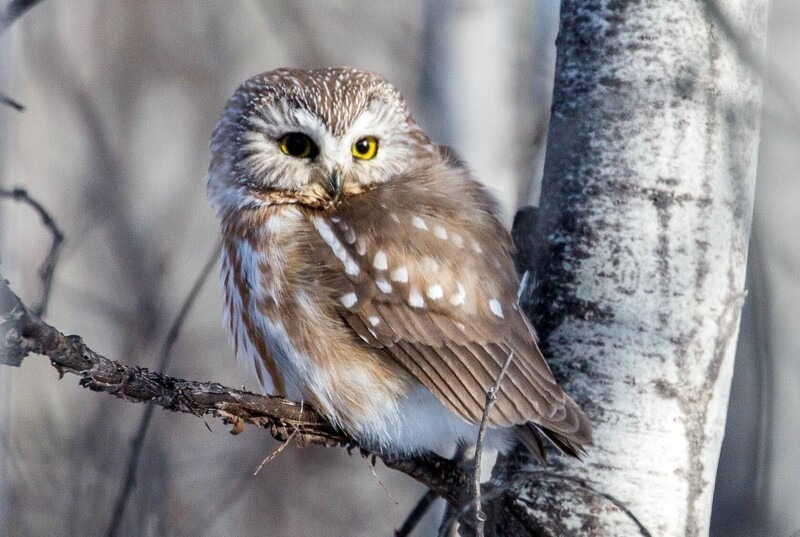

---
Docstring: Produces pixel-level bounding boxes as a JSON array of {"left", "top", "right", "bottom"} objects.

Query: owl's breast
[
  {"left": 220, "top": 205, "right": 412, "bottom": 426},
  {"left": 220, "top": 205, "right": 309, "bottom": 398}
]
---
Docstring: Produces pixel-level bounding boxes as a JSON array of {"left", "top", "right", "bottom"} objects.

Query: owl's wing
[{"left": 310, "top": 163, "right": 591, "bottom": 456}]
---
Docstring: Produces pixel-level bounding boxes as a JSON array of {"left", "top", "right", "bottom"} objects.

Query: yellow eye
[
  {"left": 352, "top": 136, "right": 379, "bottom": 160},
  {"left": 279, "top": 133, "right": 318, "bottom": 159}
]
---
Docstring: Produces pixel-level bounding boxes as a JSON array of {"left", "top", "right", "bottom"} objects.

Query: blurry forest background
[{"left": 0, "top": 1, "right": 797, "bottom": 536}]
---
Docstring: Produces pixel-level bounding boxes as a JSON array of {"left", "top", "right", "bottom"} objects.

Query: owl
[{"left": 207, "top": 67, "right": 591, "bottom": 460}]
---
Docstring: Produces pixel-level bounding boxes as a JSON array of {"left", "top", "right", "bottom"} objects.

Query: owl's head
[{"left": 207, "top": 67, "right": 436, "bottom": 216}]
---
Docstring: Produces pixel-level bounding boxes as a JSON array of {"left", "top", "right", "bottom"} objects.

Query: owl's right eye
[{"left": 278, "top": 133, "right": 318, "bottom": 159}]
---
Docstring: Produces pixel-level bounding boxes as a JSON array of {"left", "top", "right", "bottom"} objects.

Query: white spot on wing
[
  {"left": 356, "top": 332, "right": 371, "bottom": 344},
  {"left": 451, "top": 233, "right": 464, "bottom": 248},
  {"left": 433, "top": 226, "right": 448, "bottom": 240},
  {"left": 340, "top": 292, "right": 358, "bottom": 308},
  {"left": 373, "top": 250, "right": 388, "bottom": 270},
  {"left": 408, "top": 286, "right": 425, "bottom": 308},
  {"left": 368, "top": 316, "right": 381, "bottom": 326},
  {"left": 375, "top": 278, "right": 392, "bottom": 294},
  {"left": 489, "top": 299, "right": 504, "bottom": 318},
  {"left": 344, "top": 228, "right": 357, "bottom": 244},
  {"left": 314, "top": 217, "right": 360, "bottom": 276},
  {"left": 450, "top": 282, "right": 466, "bottom": 306},
  {"left": 427, "top": 284, "right": 444, "bottom": 300},
  {"left": 411, "top": 216, "right": 428, "bottom": 230},
  {"left": 356, "top": 237, "right": 367, "bottom": 256},
  {"left": 314, "top": 216, "right": 337, "bottom": 245},
  {"left": 344, "top": 258, "right": 360, "bottom": 276},
  {"left": 421, "top": 256, "right": 440, "bottom": 273},
  {"left": 471, "top": 240, "right": 483, "bottom": 254},
  {"left": 390, "top": 213, "right": 400, "bottom": 223},
  {"left": 390, "top": 266, "right": 409, "bottom": 283}
]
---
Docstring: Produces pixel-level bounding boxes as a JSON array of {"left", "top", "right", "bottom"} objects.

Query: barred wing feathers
[{"left": 307, "top": 162, "right": 591, "bottom": 457}]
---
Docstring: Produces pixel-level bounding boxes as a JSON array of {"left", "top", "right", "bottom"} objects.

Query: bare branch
[
  {"left": 438, "top": 505, "right": 459, "bottom": 537},
  {"left": 0, "top": 94, "right": 25, "bottom": 111},
  {"left": 395, "top": 489, "right": 438, "bottom": 537},
  {"left": 0, "top": 275, "right": 474, "bottom": 507},
  {"left": 0, "top": 0, "right": 45, "bottom": 31},
  {"left": 0, "top": 275, "right": 336, "bottom": 438},
  {"left": 0, "top": 187, "right": 65, "bottom": 316},
  {"left": 437, "top": 446, "right": 468, "bottom": 537},
  {"left": 472, "top": 350, "right": 514, "bottom": 536}
]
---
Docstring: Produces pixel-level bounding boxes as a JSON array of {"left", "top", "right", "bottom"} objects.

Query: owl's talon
[
  {"left": 218, "top": 410, "right": 245, "bottom": 435},
  {"left": 292, "top": 432, "right": 343, "bottom": 449}
]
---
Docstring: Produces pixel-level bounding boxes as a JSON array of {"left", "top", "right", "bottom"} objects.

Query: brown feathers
[
  {"left": 309, "top": 162, "right": 592, "bottom": 457},
  {"left": 210, "top": 67, "right": 591, "bottom": 458}
]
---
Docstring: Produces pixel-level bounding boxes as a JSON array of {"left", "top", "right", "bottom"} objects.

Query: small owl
[{"left": 207, "top": 67, "right": 591, "bottom": 459}]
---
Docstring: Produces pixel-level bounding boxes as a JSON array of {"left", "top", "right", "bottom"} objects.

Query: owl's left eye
[
  {"left": 279, "top": 133, "right": 318, "bottom": 159},
  {"left": 352, "top": 136, "right": 379, "bottom": 160}
]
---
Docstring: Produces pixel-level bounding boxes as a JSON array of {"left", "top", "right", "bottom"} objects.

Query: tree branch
[
  {"left": 0, "top": 275, "right": 335, "bottom": 440},
  {"left": 0, "top": 0, "right": 45, "bottom": 31},
  {"left": 472, "top": 350, "right": 514, "bottom": 537},
  {"left": 394, "top": 489, "right": 438, "bottom": 537},
  {"left": 0, "top": 94, "right": 25, "bottom": 111},
  {"left": 0, "top": 274, "right": 472, "bottom": 506},
  {"left": 0, "top": 187, "right": 65, "bottom": 316}
]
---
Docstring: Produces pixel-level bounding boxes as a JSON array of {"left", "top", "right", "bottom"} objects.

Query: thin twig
[
  {"left": 105, "top": 242, "right": 221, "bottom": 537},
  {"left": 0, "top": 188, "right": 65, "bottom": 316},
  {"left": 0, "top": 94, "right": 25, "bottom": 111},
  {"left": 395, "top": 489, "right": 438, "bottom": 537},
  {"left": 158, "top": 243, "right": 222, "bottom": 374},
  {"left": 437, "top": 501, "right": 459, "bottom": 537},
  {"left": 437, "top": 445, "right": 468, "bottom": 537},
  {"left": 746, "top": 225, "right": 774, "bottom": 529},
  {"left": 472, "top": 351, "right": 514, "bottom": 537},
  {"left": 0, "top": 0, "right": 45, "bottom": 31},
  {"left": 254, "top": 428, "right": 297, "bottom": 475},
  {"left": 362, "top": 453, "right": 398, "bottom": 505}
]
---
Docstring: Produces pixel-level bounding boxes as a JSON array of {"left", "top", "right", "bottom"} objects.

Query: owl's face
[{"left": 208, "top": 67, "right": 436, "bottom": 215}]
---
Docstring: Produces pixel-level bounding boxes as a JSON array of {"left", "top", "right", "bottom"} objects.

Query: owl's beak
[{"left": 325, "top": 169, "right": 343, "bottom": 201}]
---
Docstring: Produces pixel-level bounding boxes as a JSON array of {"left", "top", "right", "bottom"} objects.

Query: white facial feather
[{"left": 207, "top": 68, "right": 435, "bottom": 219}]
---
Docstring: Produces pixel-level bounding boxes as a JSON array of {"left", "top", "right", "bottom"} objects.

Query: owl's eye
[
  {"left": 352, "top": 136, "right": 379, "bottom": 160},
  {"left": 278, "top": 133, "right": 318, "bottom": 159}
]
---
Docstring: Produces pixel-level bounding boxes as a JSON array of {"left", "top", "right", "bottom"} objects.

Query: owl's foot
[{"left": 269, "top": 423, "right": 346, "bottom": 449}]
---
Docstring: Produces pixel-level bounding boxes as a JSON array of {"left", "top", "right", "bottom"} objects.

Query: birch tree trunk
[{"left": 495, "top": 1, "right": 767, "bottom": 535}]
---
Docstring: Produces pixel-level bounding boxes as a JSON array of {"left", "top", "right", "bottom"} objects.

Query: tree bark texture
[{"left": 508, "top": 1, "right": 766, "bottom": 535}]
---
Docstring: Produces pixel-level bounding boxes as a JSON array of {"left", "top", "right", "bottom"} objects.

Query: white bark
[
  {"left": 0, "top": 32, "right": 14, "bottom": 537},
  {"left": 505, "top": 1, "right": 767, "bottom": 535}
]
